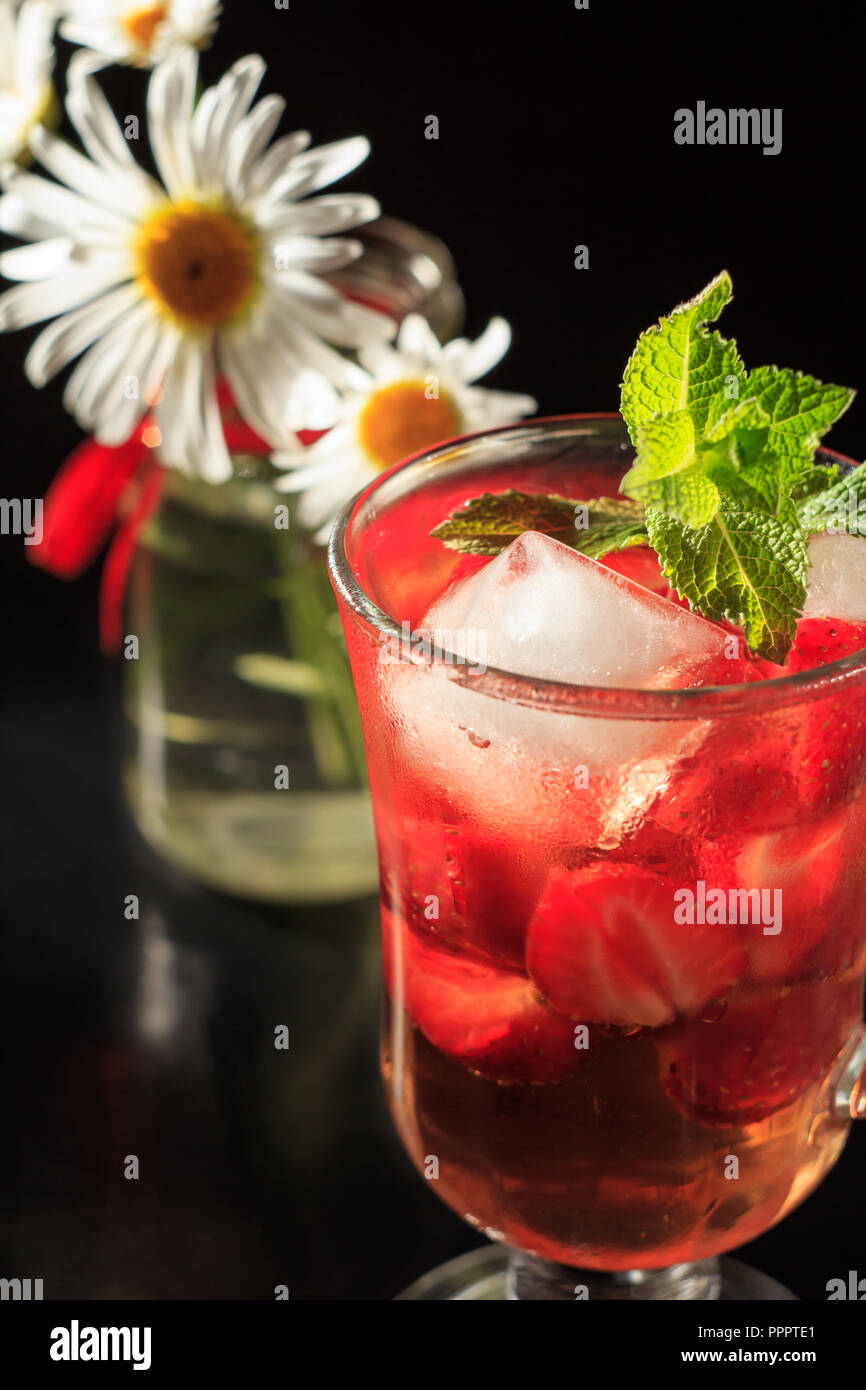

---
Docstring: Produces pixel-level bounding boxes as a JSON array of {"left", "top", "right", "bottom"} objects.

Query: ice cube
[
  {"left": 387, "top": 533, "right": 726, "bottom": 835},
  {"left": 804, "top": 532, "right": 866, "bottom": 622},
  {"left": 423, "top": 531, "right": 727, "bottom": 687}
]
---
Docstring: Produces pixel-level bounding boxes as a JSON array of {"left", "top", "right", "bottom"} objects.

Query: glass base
[{"left": 397, "top": 1247, "right": 798, "bottom": 1301}]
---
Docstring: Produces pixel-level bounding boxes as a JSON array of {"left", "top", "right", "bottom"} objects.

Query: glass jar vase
[{"left": 123, "top": 218, "right": 463, "bottom": 904}]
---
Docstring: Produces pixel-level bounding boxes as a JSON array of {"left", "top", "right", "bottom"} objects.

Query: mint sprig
[
  {"left": 430, "top": 273, "right": 856, "bottom": 664},
  {"left": 619, "top": 274, "right": 854, "bottom": 659}
]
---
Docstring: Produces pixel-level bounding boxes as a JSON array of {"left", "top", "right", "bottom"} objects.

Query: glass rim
[{"left": 328, "top": 413, "right": 866, "bottom": 721}]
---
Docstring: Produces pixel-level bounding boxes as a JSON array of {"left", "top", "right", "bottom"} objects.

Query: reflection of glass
[
  {"left": 329, "top": 416, "right": 866, "bottom": 1299},
  {"left": 123, "top": 219, "right": 463, "bottom": 904}
]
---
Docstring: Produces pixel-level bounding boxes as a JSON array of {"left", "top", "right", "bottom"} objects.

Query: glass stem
[{"left": 506, "top": 1251, "right": 722, "bottom": 1300}]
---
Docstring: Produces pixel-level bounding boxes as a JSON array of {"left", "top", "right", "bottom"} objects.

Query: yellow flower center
[
  {"left": 358, "top": 379, "right": 463, "bottom": 471},
  {"left": 135, "top": 201, "right": 261, "bottom": 331},
  {"left": 122, "top": 3, "right": 169, "bottom": 51}
]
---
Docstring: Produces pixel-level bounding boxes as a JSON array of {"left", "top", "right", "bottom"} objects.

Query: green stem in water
[{"left": 270, "top": 527, "right": 369, "bottom": 788}]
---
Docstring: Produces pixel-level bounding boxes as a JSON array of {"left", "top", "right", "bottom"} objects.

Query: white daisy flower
[
  {"left": 0, "top": 49, "right": 395, "bottom": 482},
  {"left": 0, "top": 0, "right": 57, "bottom": 168},
  {"left": 59, "top": 0, "right": 219, "bottom": 69},
  {"left": 273, "top": 313, "right": 537, "bottom": 540}
]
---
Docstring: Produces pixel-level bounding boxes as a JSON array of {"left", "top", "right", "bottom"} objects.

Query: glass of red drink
[{"left": 329, "top": 415, "right": 866, "bottom": 1300}]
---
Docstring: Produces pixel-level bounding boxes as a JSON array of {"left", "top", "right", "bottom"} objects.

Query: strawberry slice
[
  {"left": 700, "top": 809, "right": 855, "bottom": 981},
  {"left": 659, "top": 973, "right": 863, "bottom": 1127},
  {"left": 675, "top": 645, "right": 779, "bottom": 690},
  {"left": 381, "top": 908, "right": 583, "bottom": 1083},
  {"left": 600, "top": 546, "right": 695, "bottom": 611},
  {"left": 785, "top": 616, "right": 866, "bottom": 672},
  {"left": 525, "top": 862, "right": 747, "bottom": 1030},
  {"left": 645, "top": 711, "right": 801, "bottom": 837},
  {"left": 797, "top": 690, "right": 866, "bottom": 814},
  {"left": 780, "top": 618, "right": 866, "bottom": 815},
  {"left": 395, "top": 816, "right": 543, "bottom": 967},
  {"left": 600, "top": 546, "right": 670, "bottom": 594}
]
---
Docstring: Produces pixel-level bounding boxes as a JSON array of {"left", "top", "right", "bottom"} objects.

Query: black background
[{"left": 1, "top": 1, "right": 864, "bottom": 1300}]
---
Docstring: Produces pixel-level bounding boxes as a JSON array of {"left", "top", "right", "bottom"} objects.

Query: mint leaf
[
  {"left": 742, "top": 366, "right": 855, "bottom": 513},
  {"left": 746, "top": 365, "right": 854, "bottom": 451},
  {"left": 623, "top": 397, "right": 779, "bottom": 529},
  {"left": 702, "top": 395, "right": 771, "bottom": 457},
  {"left": 646, "top": 502, "right": 808, "bottom": 663},
  {"left": 622, "top": 410, "right": 721, "bottom": 528},
  {"left": 699, "top": 397, "right": 787, "bottom": 517},
  {"left": 572, "top": 513, "right": 650, "bottom": 559},
  {"left": 800, "top": 461, "right": 866, "bottom": 537},
  {"left": 621, "top": 271, "right": 745, "bottom": 439},
  {"left": 431, "top": 491, "right": 576, "bottom": 553},
  {"left": 431, "top": 491, "right": 647, "bottom": 557}
]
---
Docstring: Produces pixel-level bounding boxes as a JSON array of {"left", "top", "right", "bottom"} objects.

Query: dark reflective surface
[{"left": 1, "top": 660, "right": 864, "bottom": 1299}]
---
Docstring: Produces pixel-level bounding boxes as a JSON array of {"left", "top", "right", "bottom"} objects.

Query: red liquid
[{"left": 346, "top": 454, "right": 866, "bottom": 1269}]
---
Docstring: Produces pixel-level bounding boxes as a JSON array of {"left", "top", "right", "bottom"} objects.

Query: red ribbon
[{"left": 27, "top": 386, "right": 285, "bottom": 655}]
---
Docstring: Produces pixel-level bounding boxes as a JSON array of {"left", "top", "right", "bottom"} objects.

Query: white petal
[
  {"left": 0, "top": 237, "right": 74, "bottom": 281},
  {"left": 254, "top": 135, "right": 370, "bottom": 210},
  {"left": 296, "top": 465, "right": 372, "bottom": 532},
  {"left": 14, "top": 0, "right": 55, "bottom": 84},
  {"left": 245, "top": 130, "right": 311, "bottom": 199},
  {"left": 220, "top": 332, "right": 291, "bottom": 444},
  {"left": 66, "top": 53, "right": 137, "bottom": 171},
  {"left": 190, "top": 54, "right": 265, "bottom": 193},
  {"left": 28, "top": 125, "right": 147, "bottom": 222},
  {"left": 461, "top": 386, "right": 538, "bottom": 425},
  {"left": 0, "top": 189, "right": 60, "bottom": 241},
  {"left": 57, "top": 25, "right": 122, "bottom": 64},
  {"left": 273, "top": 433, "right": 358, "bottom": 488},
  {"left": 267, "top": 235, "right": 362, "bottom": 274},
  {"left": 283, "top": 369, "right": 341, "bottom": 433},
  {"left": 63, "top": 301, "right": 153, "bottom": 426},
  {"left": 356, "top": 341, "right": 401, "bottom": 378},
  {"left": 225, "top": 94, "right": 285, "bottom": 203},
  {"left": 258, "top": 193, "right": 381, "bottom": 235},
  {"left": 271, "top": 317, "right": 373, "bottom": 392},
  {"left": 0, "top": 4, "right": 16, "bottom": 83},
  {"left": 313, "top": 519, "right": 336, "bottom": 546},
  {"left": 24, "top": 282, "right": 141, "bottom": 387},
  {"left": 0, "top": 166, "right": 125, "bottom": 239},
  {"left": 0, "top": 265, "right": 130, "bottom": 330},
  {"left": 275, "top": 274, "right": 396, "bottom": 348},
  {"left": 396, "top": 312, "right": 443, "bottom": 366},
  {"left": 188, "top": 82, "right": 222, "bottom": 190},
  {"left": 147, "top": 48, "right": 198, "bottom": 198},
  {"left": 154, "top": 337, "right": 233, "bottom": 483},
  {"left": 155, "top": 338, "right": 202, "bottom": 472},
  {"left": 90, "top": 315, "right": 166, "bottom": 446},
  {"left": 286, "top": 134, "right": 370, "bottom": 190},
  {"left": 219, "top": 312, "right": 342, "bottom": 443},
  {"left": 445, "top": 316, "right": 512, "bottom": 383},
  {"left": 197, "top": 353, "right": 234, "bottom": 483}
]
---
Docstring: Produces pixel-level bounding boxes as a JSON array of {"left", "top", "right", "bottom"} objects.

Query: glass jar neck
[{"left": 327, "top": 215, "right": 464, "bottom": 341}]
